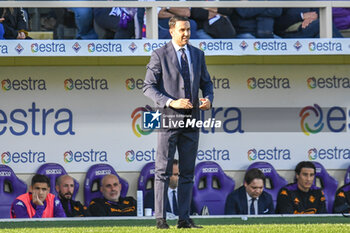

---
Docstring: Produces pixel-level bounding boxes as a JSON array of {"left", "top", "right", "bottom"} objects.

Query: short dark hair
[
  {"left": 295, "top": 161, "right": 316, "bottom": 175},
  {"left": 173, "top": 159, "right": 178, "bottom": 166},
  {"left": 31, "top": 174, "right": 50, "bottom": 187},
  {"left": 244, "top": 168, "right": 265, "bottom": 185},
  {"left": 169, "top": 15, "right": 190, "bottom": 29}
]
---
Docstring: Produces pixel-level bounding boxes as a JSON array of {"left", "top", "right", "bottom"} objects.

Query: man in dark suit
[
  {"left": 143, "top": 15, "right": 213, "bottom": 229},
  {"left": 144, "top": 160, "right": 197, "bottom": 216},
  {"left": 225, "top": 168, "right": 274, "bottom": 215}
]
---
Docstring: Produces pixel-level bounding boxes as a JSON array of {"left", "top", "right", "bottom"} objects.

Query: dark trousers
[{"left": 155, "top": 128, "right": 199, "bottom": 220}]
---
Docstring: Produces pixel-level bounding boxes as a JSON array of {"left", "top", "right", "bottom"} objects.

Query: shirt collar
[
  {"left": 246, "top": 192, "right": 259, "bottom": 202},
  {"left": 172, "top": 40, "right": 188, "bottom": 52}
]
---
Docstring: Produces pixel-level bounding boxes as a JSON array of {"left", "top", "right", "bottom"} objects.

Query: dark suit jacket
[
  {"left": 144, "top": 188, "right": 196, "bottom": 215},
  {"left": 225, "top": 186, "right": 274, "bottom": 215},
  {"left": 143, "top": 41, "right": 214, "bottom": 120}
]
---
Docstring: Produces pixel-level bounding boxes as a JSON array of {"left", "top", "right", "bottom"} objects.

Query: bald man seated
[
  {"left": 56, "top": 175, "right": 90, "bottom": 217},
  {"left": 88, "top": 174, "right": 137, "bottom": 216}
]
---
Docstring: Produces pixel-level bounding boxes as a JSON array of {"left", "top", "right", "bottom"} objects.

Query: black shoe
[
  {"left": 177, "top": 219, "right": 203, "bottom": 229},
  {"left": 156, "top": 218, "right": 169, "bottom": 229}
]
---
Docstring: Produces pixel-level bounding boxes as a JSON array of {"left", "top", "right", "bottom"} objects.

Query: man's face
[
  {"left": 56, "top": 176, "right": 74, "bottom": 200},
  {"left": 244, "top": 178, "right": 264, "bottom": 199},
  {"left": 32, "top": 182, "right": 50, "bottom": 203},
  {"left": 296, "top": 167, "right": 315, "bottom": 192},
  {"left": 170, "top": 20, "right": 191, "bottom": 47},
  {"left": 100, "top": 175, "right": 121, "bottom": 202},
  {"left": 169, "top": 163, "right": 179, "bottom": 189}
]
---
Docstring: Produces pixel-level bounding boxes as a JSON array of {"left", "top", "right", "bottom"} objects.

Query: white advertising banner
[
  {"left": 0, "top": 39, "right": 350, "bottom": 56},
  {"left": 1, "top": 64, "right": 350, "bottom": 173}
]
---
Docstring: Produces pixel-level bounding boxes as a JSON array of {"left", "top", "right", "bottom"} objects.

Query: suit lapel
[
  {"left": 240, "top": 187, "right": 249, "bottom": 214},
  {"left": 167, "top": 42, "right": 182, "bottom": 74}
]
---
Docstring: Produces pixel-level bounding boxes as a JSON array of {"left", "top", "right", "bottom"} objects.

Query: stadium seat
[
  {"left": 247, "top": 162, "right": 288, "bottom": 208},
  {"left": 137, "top": 162, "right": 155, "bottom": 200},
  {"left": 192, "top": 161, "right": 235, "bottom": 215},
  {"left": 0, "top": 165, "right": 27, "bottom": 218},
  {"left": 344, "top": 164, "right": 350, "bottom": 184},
  {"left": 36, "top": 163, "right": 79, "bottom": 200},
  {"left": 84, "top": 163, "right": 129, "bottom": 206},
  {"left": 312, "top": 161, "right": 338, "bottom": 213}
]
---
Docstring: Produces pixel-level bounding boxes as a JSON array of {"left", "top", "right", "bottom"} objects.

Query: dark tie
[
  {"left": 172, "top": 190, "right": 179, "bottom": 215},
  {"left": 180, "top": 48, "right": 192, "bottom": 100},
  {"left": 250, "top": 198, "right": 256, "bottom": 215}
]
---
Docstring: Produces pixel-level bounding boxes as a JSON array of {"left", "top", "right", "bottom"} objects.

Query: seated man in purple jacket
[{"left": 11, "top": 174, "right": 66, "bottom": 218}]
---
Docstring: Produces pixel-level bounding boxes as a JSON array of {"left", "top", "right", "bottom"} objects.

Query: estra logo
[
  {"left": 1, "top": 151, "right": 46, "bottom": 164},
  {"left": 198, "top": 41, "right": 233, "bottom": 51},
  {"left": 308, "top": 41, "right": 342, "bottom": 52},
  {"left": 253, "top": 41, "right": 287, "bottom": 51},
  {"left": 31, "top": 42, "right": 66, "bottom": 53},
  {"left": 299, "top": 104, "right": 347, "bottom": 136},
  {"left": 87, "top": 42, "right": 122, "bottom": 53},
  {"left": 307, "top": 76, "right": 350, "bottom": 89},
  {"left": 247, "top": 148, "right": 291, "bottom": 161},
  {"left": 308, "top": 147, "right": 350, "bottom": 160},
  {"left": 1, "top": 78, "right": 47, "bottom": 91},
  {"left": 64, "top": 77, "right": 109, "bottom": 90},
  {"left": 63, "top": 150, "right": 108, "bottom": 163},
  {"left": 246, "top": 76, "right": 290, "bottom": 89},
  {"left": 131, "top": 105, "right": 154, "bottom": 137}
]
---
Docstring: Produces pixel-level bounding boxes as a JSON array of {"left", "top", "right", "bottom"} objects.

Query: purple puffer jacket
[{"left": 333, "top": 8, "right": 350, "bottom": 30}]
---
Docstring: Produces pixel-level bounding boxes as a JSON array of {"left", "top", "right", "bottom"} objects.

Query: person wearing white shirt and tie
[{"left": 225, "top": 168, "right": 274, "bottom": 215}]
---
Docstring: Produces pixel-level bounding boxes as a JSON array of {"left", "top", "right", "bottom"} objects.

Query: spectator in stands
[
  {"left": 157, "top": 1, "right": 198, "bottom": 39},
  {"left": 89, "top": 174, "right": 136, "bottom": 216},
  {"left": 225, "top": 168, "right": 274, "bottom": 215},
  {"left": 333, "top": 183, "right": 350, "bottom": 213},
  {"left": 276, "top": 161, "right": 327, "bottom": 214},
  {"left": 229, "top": 8, "right": 282, "bottom": 38},
  {"left": 144, "top": 159, "right": 196, "bottom": 216},
  {"left": 333, "top": 8, "right": 350, "bottom": 31},
  {"left": 274, "top": 8, "right": 343, "bottom": 38},
  {"left": 0, "top": 8, "right": 30, "bottom": 39},
  {"left": 10, "top": 174, "right": 66, "bottom": 218},
  {"left": 70, "top": 0, "right": 98, "bottom": 39},
  {"left": 56, "top": 175, "right": 90, "bottom": 217},
  {"left": 190, "top": 7, "right": 235, "bottom": 39},
  {"left": 93, "top": 7, "right": 137, "bottom": 39}
]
